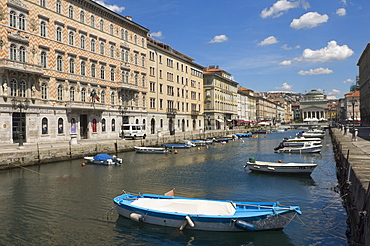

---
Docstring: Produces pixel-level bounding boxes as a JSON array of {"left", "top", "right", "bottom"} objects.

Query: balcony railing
[
  {"left": 167, "top": 108, "right": 177, "bottom": 115},
  {"left": 0, "top": 58, "right": 43, "bottom": 75}
]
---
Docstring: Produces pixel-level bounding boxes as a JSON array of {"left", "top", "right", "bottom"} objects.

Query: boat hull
[
  {"left": 113, "top": 193, "right": 300, "bottom": 232},
  {"left": 134, "top": 147, "right": 170, "bottom": 154},
  {"left": 162, "top": 144, "right": 192, "bottom": 149},
  {"left": 274, "top": 145, "right": 322, "bottom": 153},
  {"left": 245, "top": 161, "right": 317, "bottom": 175}
]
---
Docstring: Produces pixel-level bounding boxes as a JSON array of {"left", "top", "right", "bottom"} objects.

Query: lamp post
[
  {"left": 350, "top": 99, "right": 357, "bottom": 141},
  {"left": 11, "top": 97, "right": 30, "bottom": 147},
  {"left": 118, "top": 106, "right": 124, "bottom": 138}
]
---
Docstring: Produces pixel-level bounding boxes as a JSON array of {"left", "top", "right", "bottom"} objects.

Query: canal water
[{"left": 0, "top": 130, "right": 348, "bottom": 245}]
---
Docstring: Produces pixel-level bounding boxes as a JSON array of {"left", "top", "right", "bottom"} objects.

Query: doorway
[
  {"left": 12, "top": 112, "right": 26, "bottom": 143},
  {"left": 80, "top": 114, "right": 88, "bottom": 139}
]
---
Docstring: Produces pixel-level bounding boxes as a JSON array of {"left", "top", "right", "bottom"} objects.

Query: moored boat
[
  {"left": 113, "top": 191, "right": 301, "bottom": 232},
  {"left": 274, "top": 141, "right": 322, "bottom": 153},
  {"left": 162, "top": 142, "right": 194, "bottom": 149},
  {"left": 84, "top": 153, "right": 122, "bottom": 165},
  {"left": 134, "top": 146, "right": 171, "bottom": 154},
  {"left": 244, "top": 157, "right": 317, "bottom": 175},
  {"left": 234, "top": 133, "right": 252, "bottom": 138}
]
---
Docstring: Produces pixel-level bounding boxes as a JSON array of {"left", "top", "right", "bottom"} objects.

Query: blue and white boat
[
  {"left": 185, "top": 139, "right": 213, "bottom": 146},
  {"left": 113, "top": 192, "right": 301, "bottom": 232},
  {"left": 134, "top": 146, "right": 171, "bottom": 154},
  {"left": 234, "top": 133, "right": 252, "bottom": 138},
  {"left": 162, "top": 142, "right": 195, "bottom": 149},
  {"left": 84, "top": 153, "right": 122, "bottom": 165}
]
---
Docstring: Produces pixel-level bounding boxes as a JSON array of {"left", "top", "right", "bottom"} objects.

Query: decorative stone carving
[
  {"left": 2, "top": 81, "right": 8, "bottom": 97},
  {"left": 9, "top": 0, "right": 28, "bottom": 10}
]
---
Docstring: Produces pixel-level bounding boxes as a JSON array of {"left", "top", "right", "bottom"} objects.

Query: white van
[{"left": 121, "top": 124, "right": 146, "bottom": 139}]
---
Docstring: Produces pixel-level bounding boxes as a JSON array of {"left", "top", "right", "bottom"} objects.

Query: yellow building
[
  {"left": 147, "top": 39, "right": 204, "bottom": 135},
  {"left": 0, "top": 0, "right": 149, "bottom": 144}
]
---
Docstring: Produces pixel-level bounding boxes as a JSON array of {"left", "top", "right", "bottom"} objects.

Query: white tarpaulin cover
[{"left": 131, "top": 198, "right": 236, "bottom": 216}]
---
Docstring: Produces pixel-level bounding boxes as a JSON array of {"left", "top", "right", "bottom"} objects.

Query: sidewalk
[{"left": 340, "top": 126, "right": 370, "bottom": 156}]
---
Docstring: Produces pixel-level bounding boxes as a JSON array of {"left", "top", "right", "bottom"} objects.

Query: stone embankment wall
[
  {"left": 0, "top": 130, "right": 235, "bottom": 170},
  {"left": 331, "top": 128, "right": 370, "bottom": 245}
]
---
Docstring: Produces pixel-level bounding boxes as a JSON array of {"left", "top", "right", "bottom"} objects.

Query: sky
[{"left": 94, "top": 0, "right": 370, "bottom": 99}]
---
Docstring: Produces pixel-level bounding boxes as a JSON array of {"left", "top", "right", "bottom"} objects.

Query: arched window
[
  {"left": 41, "top": 83, "right": 47, "bottom": 99},
  {"left": 90, "top": 39, "right": 96, "bottom": 52},
  {"left": 19, "top": 81, "right": 26, "bottom": 97},
  {"left": 56, "top": 0, "right": 61, "bottom": 13},
  {"left": 110, "top": 45, "right": 114, "bottom": 57},
  {"left": 10, "top": 44, "right": 17, "bottom": 60},
  {"left": 99, "top": 19, "right": 104, "bottom": 31},
  {"left": 40, "top": 21, "right": 46, "bottom": 37},
  {"left": 135, "top": 119, "right": 139, "bottom": 124},
  {"left": 40, "top": 51, "right": 47, "bottom": 68},
  {"left": 100, "top": 42, "right": 104, "bottom": 55},
  {"left": 81, "top": 87, "right": 86, "bottom": 102},
  {"left": 100, "top": 91, "right": 105, "bottom": 104},
  {"left": 134, "top": 35, "right": 137, "bottom": 44},
  {"left": 110, "top": 68, "right": 115, "bottom": 81},
  {"left": 70, "top": 118, "right": 76, "bottom": 133},
  {"left": 58, "top": 118, "right": 64, "bottom": 133},
  {"left": 80, "top": 11, "right": 85, "bottom": 23},
  {"left": 57, "top": 84, "right": 63, "bottom": 100},
  {"left": 110, "top": 24, "right": 114, "bottom": 35},
  {"left": 124, "top": 50, "right": 128, "bottom": 62},
  {"left": 56, "top": 27, "right": 62, "bottom": 42},
  {"left": 92, "top": 118, "right": 97, "bottom": 132},
  {"left": 111, "top": 119, "right": 115, "bottom": 131},
  {"left": 141, "top": 38, "right": 145, "bottom": 47},
  {"left": 42, "top": 117, "right": 48, "bottom": 134},
  {"left": 134, "top": 74, "right": 138, "bottom": 85},
  {"left": 134, "top": 53, "right": 138, "bottom": 65},
  {"left": 10, "top": 11, "right": 17, "bottom": 28},
  {"left": 19, "top": 46, "right": 26, "bottom": 62},
  {"left": 91, "top": 63, "right": 96, "bottom": 77},
  {"left": 68, "top": 31, "right": 74, "bottom": 45},
  {"left": 70, "top": 86, "right": 75, "bottom": 101},
  {"left": 10, "top": 79, "right": 17, "bottom": 97},
  {"left": 80, "top": 35, "right": 85, "bottom": 49},
  {"left": 90, "top": 15, "right": 95, "bottom": 28},
  {"left": 80, "top": 61, "right": 86, "bottom": 76},
  {"left": 56, "top": 55, "right": 63, "bottom": 71},
  {"left": 19, "top": 14, "right": 25, "bottom": 30},
  {"left": 141, "top": 56, "right": 145, "bottom": 67},
  {"left": 142, "top": 75, "right": 145, "bottom": 87},
  {"left": 100, "top": 65, "right": 105, "bottom": 79},
  {"left": 69, "top": 58, "right": 75, "bottom": 73},
  {"left": 120, "top": 29, "right": 124, "bottom": 39},
  {"left": 101, "top": 118, "right": 106, "bottom": 132},
  {"left": 110, "top": 92, "right": 115, "bottom": 105},
  {"left": 68, "top": 5, "right": 74, "bottom": 19},
  {"left": 124, "top": 30, "right": 128, "bottom": 41}
]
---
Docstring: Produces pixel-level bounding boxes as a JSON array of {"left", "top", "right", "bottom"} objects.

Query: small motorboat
[
  {"left": 184, "top": 139, "right": 213, "bottom": 146},
  {"left": 274, "top": 141, "right": 322, "bottom": 153},
  {"left": 162, "top": 142, "right": 195, "bottom": 149},
  {"left": 84, "top": 153, "right": 122, "bottom": 165},
  {"left": 285, "top": 137, "right": 322, "bottom": 142},
  {"left": 212, "top": 138, "right": 230, "bottom": 143},
  {"left": 234, "top": 133, "right": 252, "bottom": 138},
  {"left": 245, "top": 157, "right": 317, "bottom": 175},
  {"left": 134, "top": 146, "right": 171, "bottom": 154},
  {"left": 113, "top": 191, "right": 301, "bottom": 232}
]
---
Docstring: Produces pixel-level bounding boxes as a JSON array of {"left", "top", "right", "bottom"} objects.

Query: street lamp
[
  {"left": 350, "top": 99, "right": 357, "bottom": 141},
  {"left": 11, "top": 97, "right": 30, "bottom": 147}
]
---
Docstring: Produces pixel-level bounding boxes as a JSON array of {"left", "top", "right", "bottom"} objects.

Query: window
[
  {"left": 10, "top": 11, "right": 17, "bottom": 28},
  {"left": 124, "top": 30, "right": 128, "bottom": 40},
  {"left": 68, "top": 5, "right": 74, "bottom": 19},
  {"left": 102, "top": 118, "right": 106, "bottom": 132},
  {"left": 81, "top": 88, "right": 86, "bottom": 102},
  {"left": 120, "top": 29, "right": 124, "bottom": 39},
  {"left": 40, "top": 51, "right": 47, "bottom": 68},
  {"left": 142, "top": 75, "right": 145, "bottom": 87},
  {"left": 68, "top": 31, "right": 74, "bottom": 45},
  {"left": 56, "top": 55, "right": 63, "bottom": 71},
  {"left": 110, "top": 92, "right": 115, "bottom": 104},
  {"left": 41, "top": 83, "right": 47, "bottom": 99},
  {"left": 141, "top": 55, "right": 145, "bottom": 67},
  {"left": 90, "top": 39, "right": 95, "bottom": 52},
  {"left": 10, "top": 44, "right": 17, "bottom": 60},
  {"left": 10, "top": 79, "right": 17, "bottom": 97},
  {"left": 110, "top": 45, "right": 114, "bottom": 57},
  {"left": 134, "top": 53, "right": 138, "bottom": 65},
  {"left": 58, "top": 118, "right": 64, "bottom": 133},
  {"left": 111, "top": 119, "right": 115, "bottom": 131},
  {"left": 99, "top": 19, "right": 104, "bottom": 31},
  {"left": 71, "top": 118, "right": 76, "bottom": 133},
  {"left": 91, "top": 63, "right": 96, "bottom": 77},
  {"left": 90, "top": 15, "right": 95, "bottom": 27},
  {"left": 19, "top": 14, "right": 25, "bottom": 30},
  {"left": 56, "top": 27, "right": 62, "bottom": 42},
  {"left": 42, "top": 118, "right": 48, "bottom": 134},
  {"left": 19, "top": 81, "right": 26, "bottom": 97},
  {"left": 134, "top": 74, "right": 138, "bottom": 85},
  {"left": 100, "top": 65, "right": 105, "bottom": 79},
  {"left": 100, "top": 91, "right": 105, "bottom": 104},
  {"left": 110, "top": 24, "right": 114, "bottom": 35},
  {"left": 80, "top": 61, "right": 86, "bottom": 76},
  {"left": 150, "top": 81, "right": 155, "bottom": 92},
  {"left": 80, "top": 11, "right": 85, "bottom": 23},
  {"left": 40, "top": 21, "right": 47, "bottom": 37},
  {"left": 56, "top": 0, "right": 61, "bottom": 13},
  {"left": 80, "top": 35, "right": 85, "bottom": 49},
  {"left": 134, "top": 35, "right": 137, "bottom": 44},
  {"left": 19, "top": 46, "right": 26, "bottom": 62},
  {"left": 69, "top": 58, "right": 75, "bottom": 73},
  {"left": 150, "top": 98, "right": 155, "bottom": 108},
  {"left": 100, "top": 42, "right": 104, "bottom": 55},
  {"left": 40, "top": 0, "right": 45, "bottom": 7},
  {"left": 57, "top": 84, "right": 63, "bottom": 100},
  {"left": 110, "top": 68, "right": 115, "bottom": 81},
  {"left": 92, "top": 119, "right": 97, "bottom": 132},
  {"left": 70, "top": 87, "right": 75, "bottom": 101},
  {"left": 142, "top": 95, "right": 146, "bottom": 108},
  {"left": 141, "top": 38, "right": 145, "bottom": 47}
]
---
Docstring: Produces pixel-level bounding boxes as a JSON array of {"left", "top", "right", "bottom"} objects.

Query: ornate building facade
[{"left": 300, "top": 90, "right": 328, "bottom": 121}]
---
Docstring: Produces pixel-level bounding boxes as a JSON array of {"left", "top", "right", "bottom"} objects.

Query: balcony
[
  {"left": 0, "top": 58, "right": 43, "bottom": 75},
  {"left": 167, "top": 108, "right": 177, "bottom": 117}
]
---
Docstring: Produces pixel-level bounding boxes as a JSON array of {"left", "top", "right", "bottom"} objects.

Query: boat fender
[
  {"left": 185, "top": 215, "right": 195, "bottom": 227},
  {"left": 234, "top": 220, "right": 256, "bottom": 231},
  {"left": 129, "top": 213, "right": 144, "bottom": 222}
]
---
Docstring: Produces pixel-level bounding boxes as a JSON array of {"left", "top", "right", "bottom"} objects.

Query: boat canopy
[{"left": 93, "top": 153, "right": 113, "bottom": 161}]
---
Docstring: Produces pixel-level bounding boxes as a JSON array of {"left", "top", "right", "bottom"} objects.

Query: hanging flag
[
  {"left": 164, "top": 188, "right": 175, "bottom": 196},
  {"left": 90, "top": 91, "right": 100, "bottom": 102}
]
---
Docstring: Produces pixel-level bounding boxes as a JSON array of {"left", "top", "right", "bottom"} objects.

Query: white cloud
[
  {"left": 341, "top": 0, "right": 347, "bottom": 5},
  {"left": 281, "top": 44, "right": 300, "bottom": 50},
  {"left": 209, "top": 35, "right": 228, "bottom": 43},
  {"left": 258, "top": 36, "right": 278, "bottom": 46},
  {"left": 290, "top": 12, "right": 329, "bottom": 29},
  {"left": 150, "top": 31, "right": 164, "bottom": 39},
  {"left": 94, "top": 0, "right": 125, "bottom": 13},
  {"left": 260, "top": 0, "right": 309, "bottom": 18},
  {"left": 298, "top": 67, "right": 334, "bottom": 75},
  {"left": 279, "top": 40, "right": 354, "bottom": 65},
  {"left": 275, "top": 82, "right": 293, "bottom": 91},
  {"left": 343, "top": 78, "right": 354, "bottom": 84},
  {"left": 336, "top": 8, "right": 346, "bottom": 16},
  {"left": 327, "top": 89, "right": 341, "bottom": 98}
]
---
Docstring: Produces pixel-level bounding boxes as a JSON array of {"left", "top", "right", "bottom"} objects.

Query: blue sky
[{"left": 95, "top": 0, "right": 369, "bottom": 99}]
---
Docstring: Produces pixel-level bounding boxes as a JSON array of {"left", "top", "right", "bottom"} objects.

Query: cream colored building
[
  {"left": 300, "top": 90, "right": 328, "bottom": 121},
  {"left": 203, "top": 66, "right": 238, "bottom": 130},
  {"left": 237, "top": 87, "right": 256, "bottom": 122},
  {"left": 0, "top": 0, "right": 149, "bottom": 144},
  {"left": 147, "top": 39, "right": 204, "bottom": 135}
]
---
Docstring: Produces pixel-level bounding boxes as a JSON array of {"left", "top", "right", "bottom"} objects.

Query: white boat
[
  {"left": 244, "top": 158, "right": 318, "bottom": 175},
  {"left": 84, "top": 153, "right": 122, "bottom": 165},
  {"left": 274, "top": 142, "right": 322, "bottom": 153},
  {"left": 285, "top": 137, "right": 322, "bottom": 142},
  {"left": 134, "top": 146, "right": 171, "bottom": 154},
  {"left": 299, "top": 129, "right": 325, "bottom": 138},
  {"left": 114, "top": 191, "right": 302, "bottom": 232}
]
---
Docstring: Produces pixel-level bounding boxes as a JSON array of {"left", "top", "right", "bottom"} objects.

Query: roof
[{"left": 306, "top": 90, "right": 323, "bottom": 95}]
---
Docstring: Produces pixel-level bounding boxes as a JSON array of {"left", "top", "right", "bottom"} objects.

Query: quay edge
[{"left": 331, "top": 127, "right": 370, "bottom": 245}]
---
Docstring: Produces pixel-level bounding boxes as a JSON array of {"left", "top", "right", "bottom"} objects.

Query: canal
[{"left": 0, "top": 130, "right": 348, "bottom": 245}]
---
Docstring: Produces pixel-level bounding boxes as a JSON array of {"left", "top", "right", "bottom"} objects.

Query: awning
[{"left": 216, "top": 119, "right": 224, "bottom": 123}]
